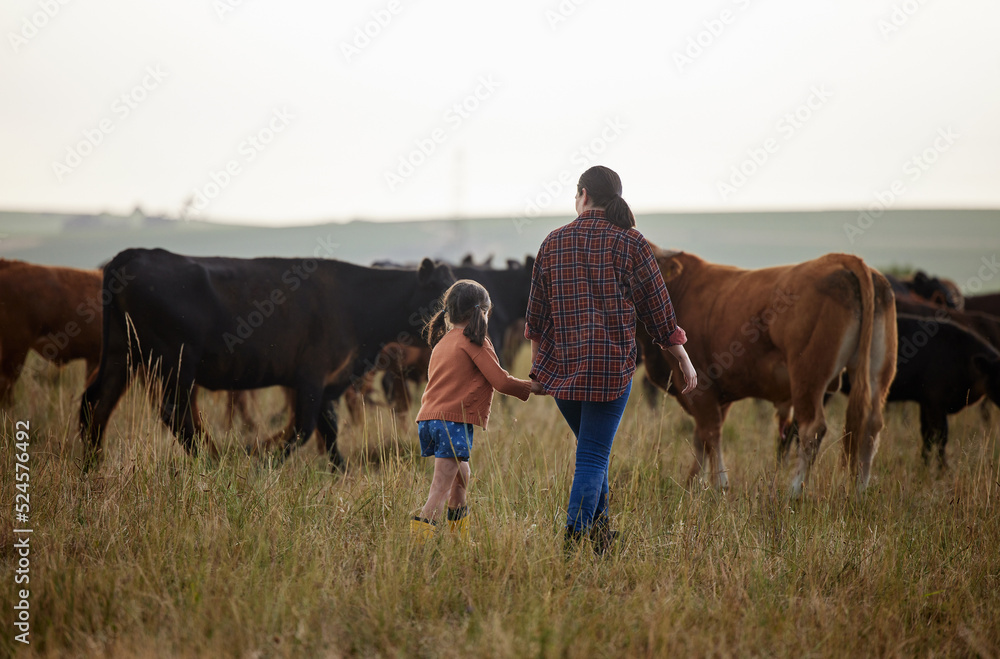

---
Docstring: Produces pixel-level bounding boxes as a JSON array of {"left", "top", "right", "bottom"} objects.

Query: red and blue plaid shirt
[{"left": 524, "top": 209, "right": 686, "bottom": 401}]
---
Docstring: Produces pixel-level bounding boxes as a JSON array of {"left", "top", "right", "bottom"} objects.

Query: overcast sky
[{"left": 1, "top": 0, "right": 998, "bottom": 226}]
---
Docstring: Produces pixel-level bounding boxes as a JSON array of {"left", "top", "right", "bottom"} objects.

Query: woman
[{"left": 525, "top": 165, "right": 697, "bottom": 553}]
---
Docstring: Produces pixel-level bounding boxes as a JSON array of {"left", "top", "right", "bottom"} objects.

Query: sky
[{"left": 1, "top": 0, "right": 998, "bottom": 226}]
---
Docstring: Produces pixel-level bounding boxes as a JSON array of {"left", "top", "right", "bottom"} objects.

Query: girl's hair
[
  {"left": 577, "top": 165, "right": 635, "bottom": 230},
  {"left": 423, "top": 279, "right": 492, "bottom": 348}
]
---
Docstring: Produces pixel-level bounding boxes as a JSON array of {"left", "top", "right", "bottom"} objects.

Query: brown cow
[
  {"left": 0, "top": 259, "right": 255, "bottom": 436},
  {"left": 0, "top": 260, "right": 104, "bottom": 402},
  {"left": 639, "top": 249, "right": 897, "bottom": 496},
  {"left": 342, "top": 342, "right": 431, "bottom": 426}
]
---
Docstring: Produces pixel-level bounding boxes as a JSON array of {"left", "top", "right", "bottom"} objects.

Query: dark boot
[
  {"left": 589, "top": 514, "right": 618, "bottom": 556},
  {"left": 563, "top": 526, "right": 586, "bottom": 555}
]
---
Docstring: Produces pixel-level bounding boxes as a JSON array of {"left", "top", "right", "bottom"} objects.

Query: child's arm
[{"left": 472, "top": 343, "right": 532, "bottom": 401}]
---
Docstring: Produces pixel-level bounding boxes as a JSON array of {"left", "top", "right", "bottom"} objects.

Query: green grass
[{"left": 2, "top": 352, "right": 998, "bottom": 658}]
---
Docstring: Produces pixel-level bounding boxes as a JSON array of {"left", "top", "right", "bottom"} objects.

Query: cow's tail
[
  {"left": 80, "top": 250, "right": 139, "bottom": 447},
  {"left": 842, "top": 256, "right": 876, "bottom": 478}
]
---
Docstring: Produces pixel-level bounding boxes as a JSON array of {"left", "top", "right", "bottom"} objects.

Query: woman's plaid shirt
[{"left": 524, "top": 209, "right": 686, "bottom": 401}]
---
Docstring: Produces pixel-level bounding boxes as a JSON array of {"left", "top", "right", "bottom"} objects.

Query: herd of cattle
[{"left": 1, "top": 246, "right": 998, "bottom": 495}]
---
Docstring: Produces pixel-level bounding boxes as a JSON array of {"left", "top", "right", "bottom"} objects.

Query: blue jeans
[{"left": 555, "top": 381, "right": 631, "bottom": 533}]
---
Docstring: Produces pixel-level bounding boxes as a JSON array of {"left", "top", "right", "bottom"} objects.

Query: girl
[{"left": 411, "top": 279, "right": 542, "bottom": 542}]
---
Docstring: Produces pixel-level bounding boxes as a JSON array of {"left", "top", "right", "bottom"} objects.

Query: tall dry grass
[{"left": 2, "top": 351, "right": 998, "bottom": 658}]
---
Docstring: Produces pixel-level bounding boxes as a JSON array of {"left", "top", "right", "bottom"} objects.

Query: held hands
[{"left": 530, "top": 379, "right": 548, "bottom": 396}]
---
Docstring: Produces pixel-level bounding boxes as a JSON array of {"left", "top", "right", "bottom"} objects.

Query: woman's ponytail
[
  {"left": 578, "top": 165, "right": 635, "bottom": 229},
  {"left": 603, "top": 193, "right": 635, "bottom": 230}
]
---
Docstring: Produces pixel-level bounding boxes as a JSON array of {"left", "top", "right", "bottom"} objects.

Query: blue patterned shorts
[{"left": 417, "top": 420, "right": 474, "bottom": 461}]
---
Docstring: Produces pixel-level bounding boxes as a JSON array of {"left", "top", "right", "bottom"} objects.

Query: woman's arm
[
  {"left": 666, "top": 344, "right": 697, "bottom": 394},
  {"left": 631, "top": 238, "right": 686, "bottom": 348}
]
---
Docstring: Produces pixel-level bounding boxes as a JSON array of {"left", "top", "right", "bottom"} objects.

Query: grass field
[{"left": 2, "top": 351, "right": 999, "bottom": 658}]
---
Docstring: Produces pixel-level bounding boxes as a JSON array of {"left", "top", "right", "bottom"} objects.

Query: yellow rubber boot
[
  {"left": 447, "top": 506, "right": 469, "bottom": 542},
  {"left": 410, "top": 516, "right": 437, "bottom": 544}
]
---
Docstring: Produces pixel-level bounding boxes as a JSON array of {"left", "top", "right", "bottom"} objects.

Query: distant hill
[{"left": 1, "top": 208, "right": 998, "bottom": 292}]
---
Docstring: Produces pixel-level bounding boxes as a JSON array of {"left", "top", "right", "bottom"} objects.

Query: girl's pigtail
[
  {"left": 463, "top": 304, "right": 489, "bottom": 347},
  {"left": 423, "top": 308, "right": 448, "bottom": 348}
]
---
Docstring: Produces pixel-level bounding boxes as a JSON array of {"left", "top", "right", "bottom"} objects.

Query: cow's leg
[
  {"left": 0, "top": 346, "right": 29, "bottom": 405},
  {"left": 918, "top": 405, "right": 949, "bottom": 473},
  {"left": 775, "top": 401, "right": 797, "bottom": 463},
  {"left": 641, "top": 374, "right": 661, "bottom": 409},
  {"left": 316, "top": 387, "right": 345, "bottom": 470},
  {"left": 343, "top": 371, "right": 374, "bottom": 425},
  {"left": 788, "top": 393, "right": 828, "bottom": 499},
  {"left": 686, "top": 402, "right": 730, "bottom": 489},
  {"left": 84, "top": 358, "right": 100, "bottom": 388},
  {"left": 854, "top": 395, "right": 886, "bottom": 491},
  {"left": 159, "top": 379, "right": 202, "bottom": 456},
  {"left": 79, "top": 360, "right": 130, "bottom": 469},
  {"left": 853, "top": 305, "right": 895, "bottom": 493},
  {"left": 384, "top": 367, "right": 414, "bottom": 431},
  {"left": 224, "top": 390, "right": 256, "bottom": 431},
  {"left": 277, "top": 386, "right": 323, "bottom": 462},
  {"left": 223, "top": 391, "right": 238, "bottom": 430}
]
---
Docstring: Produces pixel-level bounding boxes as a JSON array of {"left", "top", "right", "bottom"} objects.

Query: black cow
[
  {"left": 453, "top": 256, "right": 533, "bottom": 367},
  {"left": 79, "top": 248, "right": 454, "bottom": 468},
  {"left": 371, "top": 255, "right": 535, "bottom": 416},
  {"left": 895, "top": 298, "right": 1000, "bottom": 351},
  {"left": 844, "top": 314, "right": 1000, "bottom": 470},
  {"left": 885, "top": 271, "right": 963, "bottom": 309}
]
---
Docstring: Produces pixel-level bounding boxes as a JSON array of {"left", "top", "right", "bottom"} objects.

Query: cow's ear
[
  {"left": 417, "top": 258, "right": 436, "bottom": 284},
  {"left": 661, "top": 257, "right": 684, "bottom": 282},
  {"left": 913, "top": 271, "right": 929, "bottom": 286},
  {"left": 525, "top": 255, "right": 535, "bottom": 271}
]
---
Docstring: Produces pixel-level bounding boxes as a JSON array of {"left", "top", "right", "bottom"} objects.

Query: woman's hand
[
  {"left": 530, "top": 379, "right": 548, "bottom": 395},
  {"left": 666, "top": 344, "right": 698, "bottom": 394}
]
